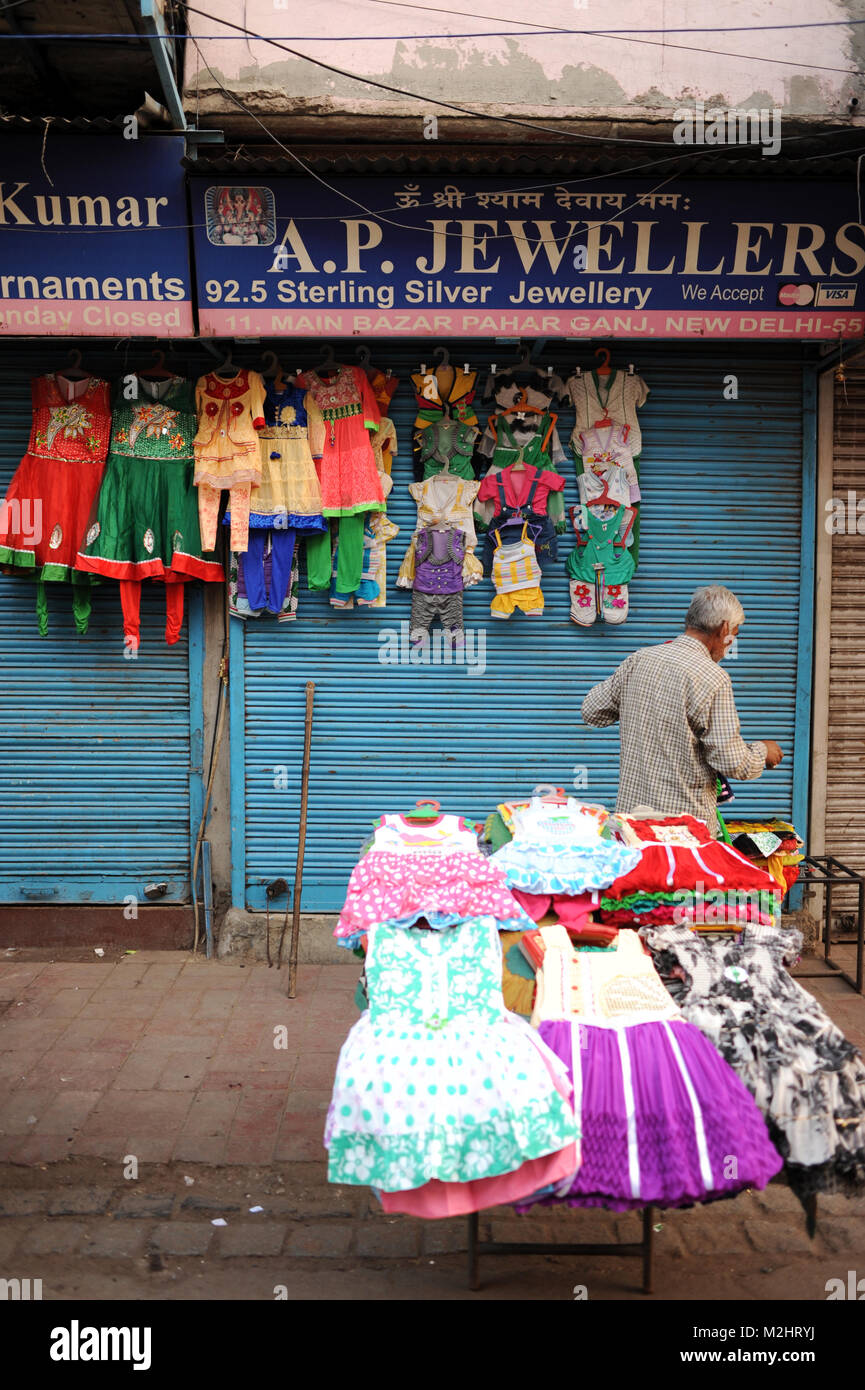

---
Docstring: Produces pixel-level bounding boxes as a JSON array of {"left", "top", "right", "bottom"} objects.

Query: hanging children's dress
[
  {"left": 363, "top": 511, "right": 400, "bottom": 610},
  {"left": 397, "top": 471, "right": 484, "bottom": 589},
  {"left": 229, "top": 378, "right": 327, "bottom": 616},
  {"left": 414, "top": 419, "right": 478, "bottom": 481},
  {"left": 493, "top": 796, "right": 641, "bottom": 894},
  {"left": 516, "top": 926, "right": 782, "bottom": 1213},
  {"left": 296, "top": 364, "right": 386, "bottom": 598},
  {"left": 642, "top": 923, "right": 865, "bottom": 1208},
  {"left": 410, "top": 362, "right": 478, "bottom": 480},
  {"left": 193, "top": 368, "right": 266, "bottom": 553},
  {"left": 0, "top": 372, "right": 112, "bottom": 635},
  {"left": 76, "top": 374, "right": 224, "bottom": 648},
  {"left": 575, "top": 423, "right": 641, "bottom": 509},
  {"left": 410, "top": 525, "right": 465, "bottom": 644},
  {"left": 566, "top": 368, "right": 649, "bottom": 457},
  {"left": 325, "top": 916, "right": 579, "bottom": 1193},
  {"left": 483, "top": 368, "right": 566, "bottom": 411}
]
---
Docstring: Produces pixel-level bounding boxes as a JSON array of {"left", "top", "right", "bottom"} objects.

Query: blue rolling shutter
[
  {"left": 233, "top": 342, "right": 809, "bottom": 911},
  {"left": 0, "top": 345, "right": 199, "bottom": 905}
]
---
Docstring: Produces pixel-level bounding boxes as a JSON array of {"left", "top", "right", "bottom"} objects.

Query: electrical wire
[
  {"left": 354, "top": 0, "right": 865, "bottom": 35},
  {"left": 8, "top": 12, "right": 865, "bottom": 38},
  {"left": 182, "top": 5, "right": 865, "bottom": 147}
]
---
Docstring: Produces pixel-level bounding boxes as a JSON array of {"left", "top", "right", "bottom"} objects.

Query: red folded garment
[
  {"left": 519, "top": 922, "right": 618, "bottom": 968},
  {"left": 616, "top": 814, "right": 714, "bottom": 844},
  {"left": 597, "top": 901, "right": 771, "bottom": 929},
  {"left": 605, "top": 841, "right": 776, "bottom": 898}
]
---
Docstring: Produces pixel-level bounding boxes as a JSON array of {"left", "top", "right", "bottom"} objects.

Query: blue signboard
[
  {"left": 191, "top": 175, "right": 865, "bottom": 339},
  {"left": 0, "top": 133, "right": 193, "bottom": 336}
]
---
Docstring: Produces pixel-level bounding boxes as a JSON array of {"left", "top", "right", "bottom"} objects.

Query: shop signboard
[
  {"left": 0, "top": 134, "right": 194, "bottom": 336},
  {"left": 191, "top": 176, "right": 865, "bottom": 339}
]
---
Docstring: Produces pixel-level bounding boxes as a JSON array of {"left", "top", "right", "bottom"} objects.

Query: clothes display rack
[{"left": 792, "top": 855, "right": 865, "bottom": 995}]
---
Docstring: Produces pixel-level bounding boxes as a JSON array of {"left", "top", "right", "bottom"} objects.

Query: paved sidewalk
[
  {"left": 0, "top": 952, "right": 358, "bottom": 1165},
  {"left": 0, "top": 947, "right": 863, "bottom": 1299}
]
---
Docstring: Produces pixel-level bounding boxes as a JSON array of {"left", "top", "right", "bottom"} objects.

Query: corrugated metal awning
[{"left": 181, "top": 140, "right": 865, "bottom": 180}]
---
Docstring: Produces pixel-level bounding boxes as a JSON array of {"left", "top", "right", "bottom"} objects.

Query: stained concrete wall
[{"left": 183, "top": 0, "right": 864, "bottom": 130}]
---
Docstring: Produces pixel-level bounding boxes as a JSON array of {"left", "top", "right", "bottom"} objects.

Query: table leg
[
  {"left": 467, "top": 1211, "right": 480, "bottom": 1291},
  {"left": 642, "top": 1206, "right": 654, "bottom": 1295}
]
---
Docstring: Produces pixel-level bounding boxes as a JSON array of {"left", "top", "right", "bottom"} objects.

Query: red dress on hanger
[
  {"left": 0, "top": 372, "right": 111, "bottom": 579},
  {"left": 0, "top": 373, "right": 111, "bottom": 634}
]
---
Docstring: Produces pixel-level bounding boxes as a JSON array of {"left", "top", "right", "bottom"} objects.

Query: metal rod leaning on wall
[
  {"left": 286, "top": 681, "right": 315, "bottom": 998},
  {"left": 192, "top": 576, "right": 231, "bottom": 954}
]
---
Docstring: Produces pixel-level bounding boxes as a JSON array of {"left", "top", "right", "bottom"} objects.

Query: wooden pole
[{"left": 287, "top": 681, "right": 315, "bottom": 998}]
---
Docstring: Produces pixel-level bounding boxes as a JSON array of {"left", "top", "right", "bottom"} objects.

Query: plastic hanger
[
  {"left": 404, "top": 799, "right": 442, "bottom": 820},
  {"left": 432, "top": 346, "right": 457, "bottom": 397},
  {"left": 213, "top": 343, "right": 237, "bottom": 377},
  {"left": 57, "top": 348, "right": 89, "bottom": 381},
  {"left": 531, "top": 783, "right": 568, "bottom": 802},
  {"left": 592, "top": 350, "right": 614, "bottom": 425},
  {"left": 261, "top": 349, "right": 290, "bottom": 391},
  {"left": 355, "top": 346, "right": 371, "bottom": 369},
  {"left": 137, "top": 349, "right": 174, "bottom": 381},
  {"left": 501, "top": 390, "right": 544, "bottom": 418},
  {"left": 260, "top": 350, "right": 283, "bottom": 378},
  {"left": 317, "top": 343, "right": 338, "bottom": 375},
  {"left": 595, "top": 348, "right": 612, "bottom": 377}
]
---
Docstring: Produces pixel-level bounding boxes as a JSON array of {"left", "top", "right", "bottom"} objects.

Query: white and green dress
[{"left": 325, "top": 917, "right": 578, "bottom": 1191}]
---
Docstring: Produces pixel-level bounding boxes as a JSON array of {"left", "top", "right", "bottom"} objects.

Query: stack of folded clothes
[
  {"left": 597, "top": 812, "right": 780, "bottom": 930},
  {"left": 722, "top": 818, "right": 804, "bottom": 896}
]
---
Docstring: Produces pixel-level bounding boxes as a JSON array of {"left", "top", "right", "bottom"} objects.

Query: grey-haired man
[{"left": 581, "top": 585, "right": 783, "bottom": 836}]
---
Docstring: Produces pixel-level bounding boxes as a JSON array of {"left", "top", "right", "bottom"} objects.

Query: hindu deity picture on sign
[{"left": 205, "top": 185, "right": 276, "bottom": 246}]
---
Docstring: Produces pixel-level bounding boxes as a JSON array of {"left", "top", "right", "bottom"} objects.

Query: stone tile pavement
[{"left": 0, "top": 953, "right": 357, "bottom": 1166}]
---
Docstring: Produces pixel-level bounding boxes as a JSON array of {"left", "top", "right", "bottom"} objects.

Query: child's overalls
[
  {"left": 565, "top": 503, "right": 635, "bottom": 626},
  {"left": 481, "top": 466, "right": 557, "bottom": 574}
]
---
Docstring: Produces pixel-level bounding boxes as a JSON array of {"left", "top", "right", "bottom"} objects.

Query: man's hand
[{"left": 763, "top": 740, "right": 784, "bottom": 768}]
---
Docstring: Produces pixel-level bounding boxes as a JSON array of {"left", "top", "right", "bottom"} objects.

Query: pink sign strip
[
  {"left": 201, "top": 307, "right": 865, "bottom": 339},
  {"left": 0, "top": 300, "right": 195, "bottom": 336}
]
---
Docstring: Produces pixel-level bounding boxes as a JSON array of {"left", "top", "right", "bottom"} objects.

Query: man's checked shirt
[{"left": 581, "top": 634, "right": 766, "bottom": 836}]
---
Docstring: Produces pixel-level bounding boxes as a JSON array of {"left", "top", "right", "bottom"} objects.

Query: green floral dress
[
  {"left": 76, "top": 376, "right": 223, "bottom": 582},
  {"left": 326, "top": 918, "right": 578, "bottom": 1191}
]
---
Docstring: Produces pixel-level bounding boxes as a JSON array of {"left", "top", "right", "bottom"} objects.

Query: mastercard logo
[{"left": 778, "top": 283, "right": 815, "bottom": 307}]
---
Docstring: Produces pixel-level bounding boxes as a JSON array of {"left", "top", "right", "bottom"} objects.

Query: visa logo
[{"left": 815, "top": 283, "right": 857, "bottom": 307}]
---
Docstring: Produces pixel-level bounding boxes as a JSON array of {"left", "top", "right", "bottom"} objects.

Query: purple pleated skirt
[{"left": 516, "top": 1018, "right": 783, "bottom": 1212}]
